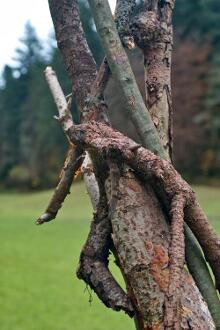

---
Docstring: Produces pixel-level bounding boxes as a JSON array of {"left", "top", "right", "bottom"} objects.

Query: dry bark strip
[{"left": 68, "top": 121, "right": 220, "bottom": 293}]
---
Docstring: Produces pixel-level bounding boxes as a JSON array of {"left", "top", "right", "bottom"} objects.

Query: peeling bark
[
  {"left": 130, "top": 1, "right": 220, "bottom": 323},
  {"left": 164, "top": 194, "right": 186, "bottom": 329},
  {"left": 108, "top": 162, "right": 214, "bottom": 329}
]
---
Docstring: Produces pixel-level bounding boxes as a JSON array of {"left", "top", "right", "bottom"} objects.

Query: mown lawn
[{"left": 0, "top": 182, "right": 220, "bottom": 330}]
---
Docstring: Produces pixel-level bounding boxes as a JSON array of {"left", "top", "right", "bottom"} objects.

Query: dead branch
[
  {"left": 77, "top": 196, "right": 134, "bottom": 316},
  {"left": 44, "top": 66, "right": 74, "bottom": 135},
  {"left": 36, "top": 144, "right": 83, "bottom": 224},
  {"left": 37, "top": 67, "right": 100, "bottom": 223}
]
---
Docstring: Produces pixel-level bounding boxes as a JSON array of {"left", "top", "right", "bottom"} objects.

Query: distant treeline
[{"left": 0, "top": 0, "right": 220, "bottom": 189}]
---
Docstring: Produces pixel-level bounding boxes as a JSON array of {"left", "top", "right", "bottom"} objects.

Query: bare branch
[
  {"left": 44, "top": 66, "right": 74, "bottom": 135},
  {"left": 37, "top": 67, "right": 99, "bottom": 223},
  {"left": 36, "top": 145, "right": 83, "bottom": 225},
  {"left": 81, "top": 152, "right": 99, "bottom": 210}
]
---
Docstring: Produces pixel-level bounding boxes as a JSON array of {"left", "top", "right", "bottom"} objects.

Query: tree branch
[
  {"left": 36, "top": 144, "right": 83, "bottom": 224},
  {"left": 77, "top": 197, "right": 134, "bottom": 316}
]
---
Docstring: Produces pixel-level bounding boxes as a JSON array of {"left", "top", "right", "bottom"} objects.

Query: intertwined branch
[{"left": 37, "top": 0, "right": 220, "bottom": 328}]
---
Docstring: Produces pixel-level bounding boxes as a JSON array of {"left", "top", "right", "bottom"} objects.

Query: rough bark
[
  {"left": 77, "top": 193, "right": 134, "bottom": 316},
  {"left": 130, "top": 2, "right": 220, "bottom": 322},
  {"left": 132, "top": 1, "right": 174, "bottom": 158},
  {"left": 88, "top": 0, "right": 220, "bottom": 327},
  {"left": 67, "top": 120, "right": 216, "bottom": 329}
]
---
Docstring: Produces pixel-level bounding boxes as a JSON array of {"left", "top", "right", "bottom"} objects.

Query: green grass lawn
[{"left": 0, "top": 183, "right": 220, "bottom": 330}]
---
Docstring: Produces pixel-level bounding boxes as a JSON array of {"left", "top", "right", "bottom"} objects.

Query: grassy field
[{"left": 0, "top": 182, "right": 220, "bottom": 330}]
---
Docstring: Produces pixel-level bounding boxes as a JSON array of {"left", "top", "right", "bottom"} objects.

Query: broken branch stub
[{"left": 37, "top": 67, "right": 99, "bottom": 224}]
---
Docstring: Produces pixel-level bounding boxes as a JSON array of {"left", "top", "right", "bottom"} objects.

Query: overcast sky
[{"left": 0, "top": 0, "right": 116, "bottom": 73}]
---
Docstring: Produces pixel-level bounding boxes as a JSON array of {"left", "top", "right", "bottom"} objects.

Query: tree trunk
[{"left": 40, "top": 0, "right": 220, "bottom": 329}]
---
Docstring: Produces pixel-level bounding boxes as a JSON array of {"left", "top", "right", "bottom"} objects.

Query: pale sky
[{"left": 0, "top": 0, "right": 116, "bottom": 73}]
